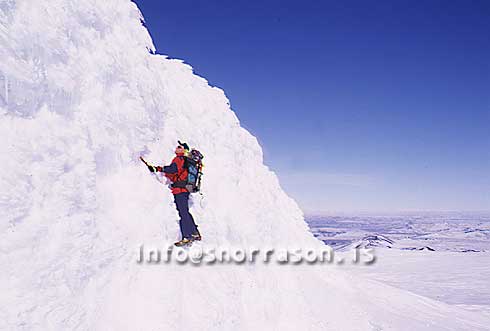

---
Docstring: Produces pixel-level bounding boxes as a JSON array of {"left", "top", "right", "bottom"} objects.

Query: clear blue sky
[{"left": 133, "top": 0, "right": 490, "bottom": 213}]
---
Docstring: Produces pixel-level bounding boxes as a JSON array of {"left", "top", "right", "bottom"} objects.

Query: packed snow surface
[
  {"left": 1, "top": 1, "right": 489, "bottom": 330},
  {"left": 308, "top": 214, "right": 490, "bottom": 309}
]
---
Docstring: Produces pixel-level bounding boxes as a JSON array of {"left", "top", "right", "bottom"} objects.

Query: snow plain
[{"left": 308, "top": 213, "right": 490, "bottom": 315}]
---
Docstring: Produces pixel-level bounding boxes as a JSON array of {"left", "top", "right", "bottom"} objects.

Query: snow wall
[{"left": 0, "top": 1, "right": 488, "bottom": 330}]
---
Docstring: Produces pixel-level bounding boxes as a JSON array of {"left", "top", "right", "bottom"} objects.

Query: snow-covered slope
[{"left": 1, "top": 1, "right": 489, "bottom": 330}]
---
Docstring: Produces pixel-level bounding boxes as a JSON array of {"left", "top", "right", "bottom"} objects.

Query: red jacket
[{"left": 162, "top": 154, "right": 188, "bottom": 195}]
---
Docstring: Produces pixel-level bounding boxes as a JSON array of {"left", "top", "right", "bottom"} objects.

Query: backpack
[{"left": 172, "top": 148, "right": 204, "bottom": 193}]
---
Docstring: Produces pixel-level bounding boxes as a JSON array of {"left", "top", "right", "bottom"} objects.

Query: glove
[{"left": 147, "top": 165, "right": 163, "bottom": 173}]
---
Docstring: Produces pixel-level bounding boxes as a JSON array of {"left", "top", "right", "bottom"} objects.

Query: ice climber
[{"left": 145, "top": 141, "right": 202, "bottom": 247}]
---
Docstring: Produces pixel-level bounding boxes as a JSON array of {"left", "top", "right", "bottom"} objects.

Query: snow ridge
[{"left": 0, "top": 1, "right": 489, "bottom": 330}]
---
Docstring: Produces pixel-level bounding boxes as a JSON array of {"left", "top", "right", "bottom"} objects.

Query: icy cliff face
[{"left": 0, "top": 1, "right": 488, "bottom": 330}]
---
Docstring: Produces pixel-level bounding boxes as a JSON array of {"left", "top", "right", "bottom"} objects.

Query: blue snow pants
[{"left": 173, "top": 192, "right": 198, "bottom": 239}]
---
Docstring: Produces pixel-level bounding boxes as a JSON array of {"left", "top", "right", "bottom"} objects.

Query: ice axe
[
  {"left": 140, "top": 156, "right": 164, "bottom": 183},
  {"left": 139, "top": 156, "right": 150, "bottom": 167},
  {"left": 140, "top": 156, "right": 158, "bottom": 172}
]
